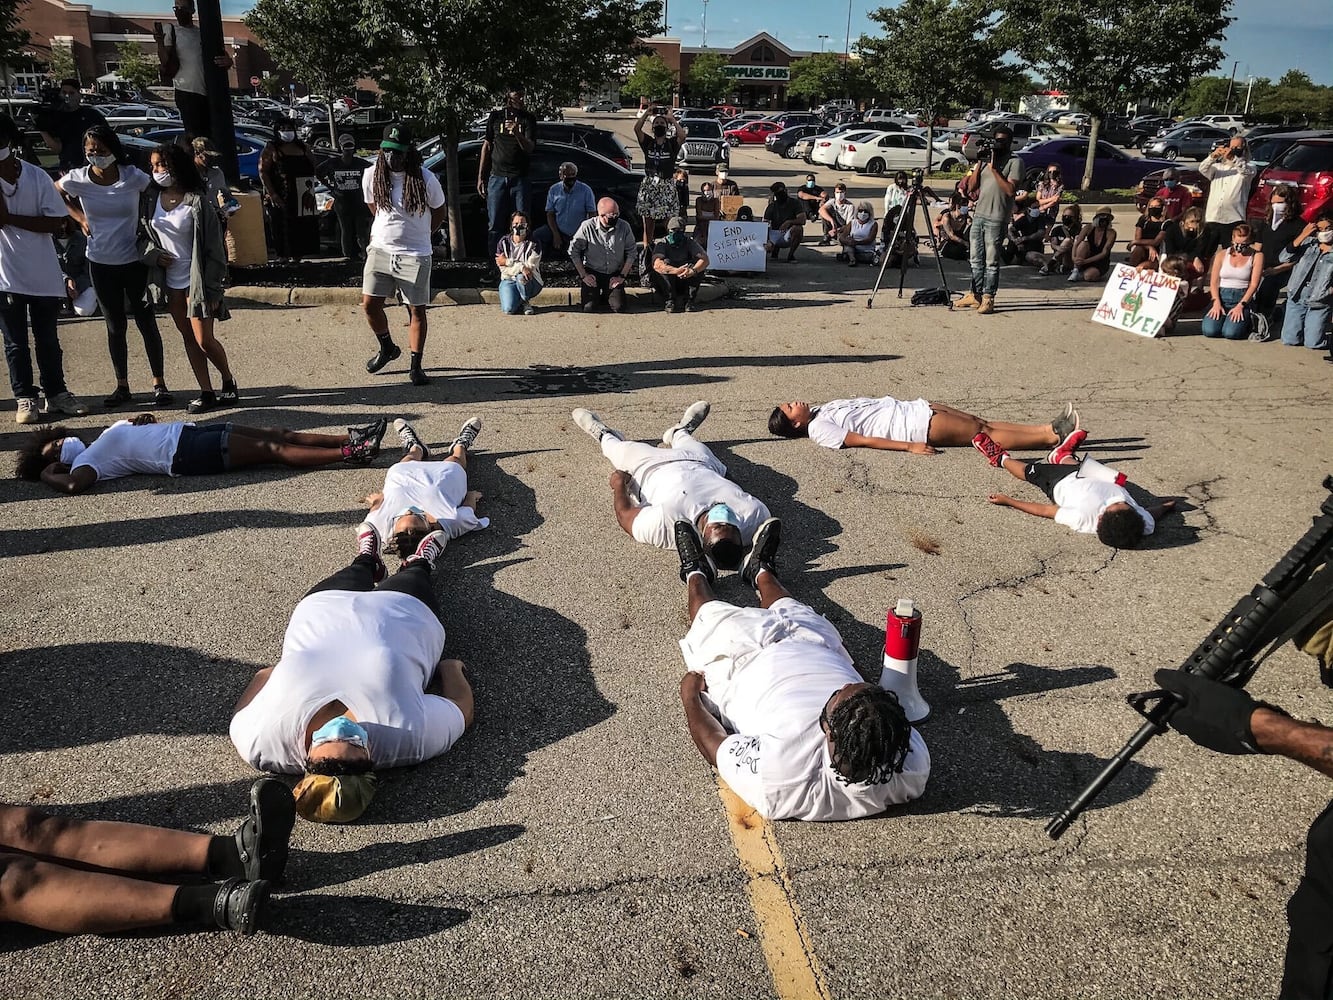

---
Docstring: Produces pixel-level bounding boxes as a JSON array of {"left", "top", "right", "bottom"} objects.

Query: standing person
[
  {"left": 259, "top": 120, "right": 318, "bottom": 263},
  {"left": 56, "top": 126, "right": 172, "bottom": 409},
  {"left": 762, "top": 181, "right": 807, "bottom": 263},
  {"left": 819, "top": 182, "right": 856, "bottom": 246},
  {"left": 1125, "top": 197, "right": 1168, "bottom": 268},
  {"left": 0, "top": 115, "right": 87, "bottom": 425},
  {"left": 143, "top": 143, "right": 237, "bottom": 414},
  {"left": 673, "top": 167, "right": 691, "bottom": 220},
  {"left": 568, "top": 198, "right": 636, "bottom": 314},
  {"left": 362, "top": 125, "right": 446, "bottom": 387},
  {"left": 152, "top": 0, "right": 233, "bottom": 139},
  {"left": 1201, "top": 222, "right": 1263, "bottom": 340},
  {"left": 478, "top": 85, "right": 536, "bottom": 271},
  {"left": 958, "top": 125, "right": 1023, "bottom": 314},
  {"left": 495, "top": 211, "right": 543, "bottom": 316},
  {"left": 533, "top": 161, "right": 595, "bottom": 254},
  {"left": 650, "top": 216, "right": 710, "bottom": 313},
  {"left": 192, "top": 137, "right": 236, "bottom": 221},
  {"left": 1277, "top": 213, "right": 1333, "bottom": 351},
  {"left": 1197, "top": 136, "right": 1256, "bottom": 266},
  {"left": 633, "top": 106, "right": 687, "bottom": 249},
  {"left": 34, "top": 80, "right": 108, "bottom": 174},
  {"left": 315, "top": 135, "right": 372, "bottom": 262},
  {"left": 1069, "top": 207, "right": 1117, "bottom": 283},
  {"left": 1153, "top": 167, "right": 1193, "bottom": 220}
]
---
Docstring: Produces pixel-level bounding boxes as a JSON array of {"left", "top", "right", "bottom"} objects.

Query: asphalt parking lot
[{"left": 1, "top": 216, "right": 1330, "bottom": 999}]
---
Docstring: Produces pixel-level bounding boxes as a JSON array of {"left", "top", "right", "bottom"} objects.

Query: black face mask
[
  {"left": 1148, "top": 207, "right": 1163, "bottom": 218},
  {"left": 1096, "top": 216, "right": 1111, "bottom": 228},
  {"left": 992, "top": 140, "right": 1011, "bottom": 155},
  {"left": 1061, "top": 214, "right": 1075, "bottom": 226},
  {"left": 562, "top": 177, "right": 576, "bottom": 188},
  {"left": 653, "top": 125, "right": 666, "bottom": 138},
  {"left": 773, "top": 190, "right": 787, "bottom": 203},
  {"left": 512, "top": 225, "right": 528, "bottom": 236}
]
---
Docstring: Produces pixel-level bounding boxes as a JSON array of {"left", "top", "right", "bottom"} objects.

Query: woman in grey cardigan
[{"left": 143, "top": 143, "right": 237, "bottom": 414}]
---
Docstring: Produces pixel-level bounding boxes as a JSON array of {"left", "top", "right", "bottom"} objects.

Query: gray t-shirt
[{"left": 973, "top": 154, "right": 1025, "bottom": 222}]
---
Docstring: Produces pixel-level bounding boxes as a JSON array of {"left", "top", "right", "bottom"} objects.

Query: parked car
[
  {"left": 1130, "top": 115, "right": 1172, "bottom": 133},
  {"left": 1036, "top": 110, "right": 1067, "bottom": 123},
  {"left": 836, "top": 130, "right": 962, "bottom": 173},
  {"left": 99, "top": 103, "right": 179, "bottom": 125},
  {"left": 138, "top": 127, "right": 266, "bottom": 181},
  {"left": 766, "top": 124, "right": 828, "bottom": 158},
  {"left": 1246, "top": 136, "right": 1333, "bottom": 223},
  {"left": 762, "top": 112, "right": 822, "bottom": 131},
  {"left": 303, "top": 106, "right": 399, "bottom": 153},
  {"left": 676, "top": 117, "right": 729, "bottom": 168},
  {"left": 863, "top": 108, "right": 915, "bottom": 128},
  {"left": 582, "top": 99, "right": 621, "bottom": 113},
  {"left": 1015, "top": 138, "right": 1177, "bottom": 189},
  {"left": 1246, "top": 129, "right": 1333, "bottom": 169},
  {"left": 1057, "top": 112, "right": 1089, "bottom": 126},
  {"left": 1142, "top": 125, "right": 1233, "bottom": 161},
  {"left": 1133, "top": 167, "right": 1209, "bottom": 212},
  {"left": 1076, "top": 115, "right": 1153, "bottom": 148},
  {"left": 960, "top": 120, "right": 1060, "bottom": 161},
  {"left": 964, "top": 107, "right": 989, "bottom": 123},
  {"left": 429, "top": 121, "right": 634, "bottom": 170},
  {"left": 724, "top": 120, "right": 783, "bottom": 146},
  {"left": 710, "top": 103, "right": 740, "bottom": 118},
  {"left": 809, "top": 129, "right": 876, "bottom": 167},
  {"left": 1198, "top": 114, "right": 1246, "bottom": 134}
]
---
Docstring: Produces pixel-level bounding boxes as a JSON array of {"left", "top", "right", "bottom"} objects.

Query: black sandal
[{"left": 188, "top": 392, "right": 218, "bottom": 414}]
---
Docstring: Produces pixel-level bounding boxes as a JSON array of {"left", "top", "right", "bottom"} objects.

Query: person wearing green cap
[{"left": 362, "top": 124, "right": 446, "bottom": 387}]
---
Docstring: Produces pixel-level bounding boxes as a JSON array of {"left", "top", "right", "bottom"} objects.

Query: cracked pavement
[{"left": 1, "top": 252, "right": 1330, "bottom": 999}]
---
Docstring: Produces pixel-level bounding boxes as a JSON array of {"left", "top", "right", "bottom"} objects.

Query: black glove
[{"left": 1152, "top": 669, "right": 1261, "bottom": 755}]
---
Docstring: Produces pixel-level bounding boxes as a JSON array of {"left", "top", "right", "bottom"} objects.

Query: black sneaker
[
  {"left": 409, "top": 366, "right": 430, "bottom": 387},
  {"left": 366, "top": 341, "right": 401, "bottom": 374},
  {"left": 674, "top": 520, "right": 715, "bottom": 584},
  {"left": 103, "top": 385, "right": 132, "bottom": 408},
  {"left": 212, "top": 878, "right": 271, "bottom": 936},
  {"left": 153, "top": 385, "right": 174, "bottom": 407},
  {"left": 218, "top": 380, "right": 240, "bottom": 404},
  {"left": 234, "top": 778, "right": 296, "bottom": 883},
  {"left": 187, "top": 392, "right": 218, "bottom": 415},
  {"left": 739, "top": 517, "right": 781, "bottom": 591},
  {"left": 450, "top": 416, "right": 483, "bottom": 453},
  {"left": 664, "top": 300, "right": 677, "bottom": 314},
  {"left": 348, "top": 418, "right": 387, "bottom": 453},
  {"left": 393, "top": 417, "right": 430, "bottom": 459}
]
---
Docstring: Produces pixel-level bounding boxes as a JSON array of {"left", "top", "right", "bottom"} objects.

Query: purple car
[{"left": 1015, "top": 137, "right": 1176, "bottom": 190}]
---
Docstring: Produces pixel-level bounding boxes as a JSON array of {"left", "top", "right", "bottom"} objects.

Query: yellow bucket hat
[{"left": 293, "top": 772, "right": 377, "bottom": 823}]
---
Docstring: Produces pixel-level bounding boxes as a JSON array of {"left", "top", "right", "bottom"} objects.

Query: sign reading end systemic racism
[
  {"left": 707, "top": 221, "right": 769, "bottom": 273},
  {"left": 1090, "top": 263, "right": 1184, "bottom": 339}
]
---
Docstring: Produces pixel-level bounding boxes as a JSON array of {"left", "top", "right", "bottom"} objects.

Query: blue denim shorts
[{"left": 170, "top": 423, "right": 233, "bottom": 476}]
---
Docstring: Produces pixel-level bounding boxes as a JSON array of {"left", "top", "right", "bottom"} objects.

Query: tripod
[{"left": 866, "top": 179, "right": 952, "bottom": 309}]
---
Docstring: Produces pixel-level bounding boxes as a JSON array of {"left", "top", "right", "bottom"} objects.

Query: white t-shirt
[
  {"left": 0, "top": 162, "right": 67, "bottom": 298},
  {"left": 620, "top": 445, "right": 770, "bottom": 549},
  {"left": 807, "top": 396, "right": 933, "bottom": 449},
  {"left": 59, "top": 166, "right": 153, "bottom": 265},
  {"left": 229, "top": 590, "right": 466, "bottom": 773},
  {"left": 151, "top": 199, "right": 194, "bottom": 289},
  {"left": 364, "top": 166, "right": 446, "bottom": 256},
  {"left": 681, "top": 598, "right": 930, "bottom": 821},
  {"left": 1052, "top": 473, "right": 1156, "bottom": 536},
  {"left": 70, "top": 420, "right": 186, "bottom": 480},
  {"left": 165, "top": 23, "right": 206, "bottom": 95},
  {"left": 366, "top": 461, "right": 489, "bottom": 542}
]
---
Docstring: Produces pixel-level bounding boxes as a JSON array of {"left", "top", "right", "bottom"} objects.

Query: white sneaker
[
  {"left": 662, "top": 400, "right": 710, "bottom": 445},
  {"left": 42, "top": 391, "right": 88, "bottom": 416},
  {"left": 572, "top": 408, "right": 614, "bottom": 442},
  {"left": 15, "top": 398, "right": 38, "bottom": 424},
  {"left": 1067, "top": 268, "right": 1082, "bottom": 282}
]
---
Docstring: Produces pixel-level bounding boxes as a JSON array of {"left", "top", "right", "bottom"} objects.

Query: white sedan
[
  {"left": 835, "top": 130, "right": 962, "bottom": 173},
  {"left": 808, "top": 129, "right": 877, "bottom": 167}
]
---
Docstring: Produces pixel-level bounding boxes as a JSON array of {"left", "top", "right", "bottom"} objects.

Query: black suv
[
  {"left": 304, "top": 106, "right": 400, "bottom": 153},
  {"left": 423, "top": 121, "right": 635, "bottom": 170}
]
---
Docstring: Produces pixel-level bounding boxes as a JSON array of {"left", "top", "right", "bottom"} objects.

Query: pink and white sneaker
[
  {"left": 355, "top": 521, "right": 386, "bottom": 582},
  {"left": 971, "top": 433, "right": 1009, "bottom": 468},
  {"left": 1047, "top": 429, "right": 1087, "bottom": 465}
]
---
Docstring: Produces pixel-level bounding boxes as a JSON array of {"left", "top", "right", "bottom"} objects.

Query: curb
[{"left": 232, "top": 282, "right": 731, "bottom": 308}]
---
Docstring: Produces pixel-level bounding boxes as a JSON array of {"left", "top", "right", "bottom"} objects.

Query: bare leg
[
  {"left": 686, "top": 572, "right": 717, "bottom": 621},
  {"left": 926, "top": 404, "right": 1057, "bottom": 450},
  {"left": 444, "top": 441, "right": 468, "bottom": 469},
  {"left": 0, "top": 854, "right": 177, "bottom": 933},
  {"left": 0, "top": 804, "right": 208, "bottom": 875},
  {"left": 165, "top": 291, "right": 213, "bottom": 393},
  {"left": 228, "top": 425, "right": 348, "bottom": 448},
  {"left": 191, "top": 316, "right": 233, "bottom": 385},
  {"left": 407, "top": 306, "right": 427, "bottom": 354},
  {"left": 363, "top": 295, "right": 390, "bottom": 337},
  {"left": 755, "top": 568, "right": 793, "bottom": 609},
  {"left": 228, "top": 435, "right": 348, "bottom": 469}
]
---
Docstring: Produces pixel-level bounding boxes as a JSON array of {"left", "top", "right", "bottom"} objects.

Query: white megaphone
[{"left": 880, "top": 598, "right": 930, "bottom": 725}]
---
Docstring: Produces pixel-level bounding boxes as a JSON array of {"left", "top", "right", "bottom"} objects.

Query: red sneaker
[
  {"left": 1047, "top": 429, "right": 1087, "bottom": 465},
  {"left": 971, "top": 433, "right": 1008, "bottom": 468}
]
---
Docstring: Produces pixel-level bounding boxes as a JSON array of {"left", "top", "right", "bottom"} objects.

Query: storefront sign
[{"left": 721, "top": 65, "right": 790, "bottom": 82}]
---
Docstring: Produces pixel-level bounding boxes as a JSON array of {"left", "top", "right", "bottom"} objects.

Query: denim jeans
[
  {"left": 1281, "top": 297, "right": 1331, "bottom": 348},
  {"left": 1201, "top": 287, "right": 1251, "bottom": 339},
  {"left": 486, "top": 175, "right": 532, "bottom": 254},
  {"left": 1, "top": 293, "right": 67, "bottom": 399},
  {"left": 499, "top": 275, "right": 543, "bottom": 313},
  {"left": 969, "top": 216, "right": 1005, "bottom": 297}
]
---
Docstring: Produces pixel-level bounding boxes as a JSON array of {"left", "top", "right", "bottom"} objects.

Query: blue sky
[{"left": 101, "top": 0, "right": 1333, "bottom": 86}]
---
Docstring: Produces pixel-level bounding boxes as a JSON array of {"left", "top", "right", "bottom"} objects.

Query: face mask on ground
[
  {"left": 153, "top": 171, "right": 174, "bottom": 187},
  {"left": 60, "top": 437, "right": 87, "bottom": 464},
  {"left": 278, "top": 130, "right": 295, "bottom": 142},
  {"left": 1270, "top": 203, "right": 1287, "bottom": 225},
  {"left": 1317, "top": 231, "right": 1333, "bottom": 245},
  {"left": 87, "top": 153, "right": 114, "bottom": 170},
  {"left": 310, "top": 715, "right": 369, "bottom": 750}
]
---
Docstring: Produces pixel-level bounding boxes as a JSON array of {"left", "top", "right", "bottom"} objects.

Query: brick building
[{"left": 641, "top": 32, "right": 848, "bottom": 110}]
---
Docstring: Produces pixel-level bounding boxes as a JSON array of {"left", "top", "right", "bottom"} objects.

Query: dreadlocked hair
[
  {"left": 372, "top": 146, "right": 429, "bottom": 216},
  {"left": 16, "top": 426, "right": 73, "bottom": 481},
  {"left": 825, "top": 687, "right": 912, "bottom": 785}
]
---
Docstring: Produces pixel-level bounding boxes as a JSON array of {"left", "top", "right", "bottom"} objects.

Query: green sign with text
[{"left": 721, "top": 65, "right": 790, "bottom": 82}]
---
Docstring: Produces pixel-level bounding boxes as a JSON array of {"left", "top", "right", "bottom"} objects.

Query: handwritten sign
[
  {"left": 707, "top": 221, "right": 768, "bottom": 273},
  {"left": 1091, "top": 263, "right": 1183, "bottom": 338}
]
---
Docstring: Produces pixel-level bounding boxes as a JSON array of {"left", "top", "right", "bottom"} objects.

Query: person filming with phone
[
  {"left": 478, "top": 86, "right": 537, "bottom": 276},
  {"left": 1197, "top": 135, "right": 1256, "bottom": 266},
  {"left": 958, "top": 125, "right": 1023, "bottom": 315}
]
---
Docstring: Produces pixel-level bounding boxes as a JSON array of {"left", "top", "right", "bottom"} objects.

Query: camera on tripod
[
  {"left": 974, "top": 136, "right": 993, "bottom": 159},
  {"left": 909, "top": 168, "right": 925, "bottom": 190}
]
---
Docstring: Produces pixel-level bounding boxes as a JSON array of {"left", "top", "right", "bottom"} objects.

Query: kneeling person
[
  {"left": 674, "top": 521, "right": 929, "bottom": 820},
  {"left": 573, "top": 400, "right": 777, "bottom": 573},
  {"left": 651, "top": 216, "right": 709, "bottom": 313}
]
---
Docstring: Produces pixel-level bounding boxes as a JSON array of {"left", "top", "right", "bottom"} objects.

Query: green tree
[
  {"left": 259, "top": 75, "right": 285, "bottom": 99},
  {"left": 789, "top": 51, "right": 871, "bottom": 104},
  {"left": 0, "top": 0, "right": 30, "bottom": 99},
  {"left": 859, "top": 0, "right": 1004, "bottom": 168},
  {"left": 46, "top": 37, "right": 75, "bottom": 84},
  {"left": 1176, "top": 75, "right": 1232, "bottom": 118},
  {"left": 622, "top": 52, "right": 676, "bottom": 103},
  {"left": 114, "top": 41, "right": 158, "bottom": 94},
  {"left": 686, "top": 51, "right": 730, "bottom": 104},
  {"left": 246, "top": 0, "right": 377, "bottom": 151},
  {"left": 1006, "top": 0, "right": 1232, "bottom": 189}
]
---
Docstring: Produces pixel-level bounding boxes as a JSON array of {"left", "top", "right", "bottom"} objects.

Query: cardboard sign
[
  {"left": 718, "top": 195, "right": 745, "bottom": 220},
  {"left": 707, "top": 221, "right": 768, "bottom": 273},
  {"left": 1091, "top": 264, "right": 1183, "bottom": 338}
]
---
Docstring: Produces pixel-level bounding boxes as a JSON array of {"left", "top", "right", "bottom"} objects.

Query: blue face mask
[
  {"left": 311, "top": 716, "right": 369, "bottom": 750},
  {"left": 1163, "top": 180, "right": 1177, "bottom": 189},
  {"left": 705, "top": 504, "right": 740, "bottom": 528}
]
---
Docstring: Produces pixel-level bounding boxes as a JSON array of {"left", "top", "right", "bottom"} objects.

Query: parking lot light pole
[{"left": 197, "top": 0, "right": 239, "bottom": 184}]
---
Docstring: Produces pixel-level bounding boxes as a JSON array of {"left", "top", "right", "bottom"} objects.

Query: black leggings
[
  {"left": 1024, "top": 461, "right": 1078, "bottom": 501},
  {"left": 88, "top": 260, "right": 164, "bottom": 381},
  {"left": 304, "top": 554, "right": 440, "bottom": 616}
]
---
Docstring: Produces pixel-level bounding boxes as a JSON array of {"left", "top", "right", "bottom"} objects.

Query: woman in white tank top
[
  {"left": 837, "top": 200, "right": 880, "bottom": 266},
  {"left": 1203, "top": 222, "right": 1263, "bottom": 340}
]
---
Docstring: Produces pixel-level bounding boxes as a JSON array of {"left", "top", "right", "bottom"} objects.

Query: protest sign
[
  {"left": 1090, "top": 263, "right": 1183, "bottom": 338},
  {"left": 707, "top": 221, "right": 768, "bottom": 273}
]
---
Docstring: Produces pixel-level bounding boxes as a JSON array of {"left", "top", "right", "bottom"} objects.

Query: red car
[
  {"left": 711, "top": 104, "right": 740, "bottom": 118},
  {"left": 725, "top": 121, "right": 783, "bottom": 146},
  {"left": 1246, "top": 137, "right": 1333, "bottom": 223}
]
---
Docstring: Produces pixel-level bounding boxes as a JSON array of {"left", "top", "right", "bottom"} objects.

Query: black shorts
[
  {"left": 1024, "top": 461, "right": 1077, "bottom": 501},
  {"left": 170, "top": 423, "right": 233, "bottom": 476}
]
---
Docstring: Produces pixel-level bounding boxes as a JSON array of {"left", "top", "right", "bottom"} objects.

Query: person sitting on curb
[
  {"left": 837, "top": 200, "right": 880, "bottom": 267},
  {"left": 569, "top": 197, "right": 636, "bottom": 314},
  {"left": 819, "top": 183, "right": 856, "bottom": 247},
  {"left": 16, "top": 414, "right": 386, "bottom": 494},
  {"left": 762, "top": 182, "right": 806, "bottom": 263},
  {"left": 229, "top": 420, "right": 483, "bottom": 823},
  {"left": 572, "top": 401, "right": 779, "bottom": 574},
  {"left": 495, "top": 210, "right": 543, "bottom": 316},
  {"left": 0, "top": 778, "right": 293, "bottom": 937},
  {"left": 1069, "top": 207, "right": 1117, "bottom": 283},
  {"left": 768, "top": 397, "right": 1080, "bottom": 458},
  {"left": 971, "top": 429, "right": 1175, "bottom": 549},
  {"left": 650, "top": 216, "right": 710, "bottom": 313},
  {"left": 673, "top": 519, "right": 929, "bottom": 821}
]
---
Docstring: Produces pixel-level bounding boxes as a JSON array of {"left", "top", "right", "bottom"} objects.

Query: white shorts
[
  {"left": 363, "top": 247, "right": 432, "bottom": 306},
  {"left": 679, "top": 598, "right": 844, "bottom": 682}
]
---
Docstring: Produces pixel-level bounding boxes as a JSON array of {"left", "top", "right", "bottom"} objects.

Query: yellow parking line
[{"left": 716, "top": 777, "right": 833, "bottom": 1000}]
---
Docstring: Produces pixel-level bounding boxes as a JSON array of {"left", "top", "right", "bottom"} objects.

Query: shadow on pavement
[
  {"left": 292, "top": 823, "right": 525, "bottom": 892},
  {"left": 274, "top": 895, "right": 470, "bottom": 944}
]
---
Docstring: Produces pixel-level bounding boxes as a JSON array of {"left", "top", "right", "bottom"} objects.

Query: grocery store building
[{"left": 640, "top": 32, "right": 848, "bottom": 110}]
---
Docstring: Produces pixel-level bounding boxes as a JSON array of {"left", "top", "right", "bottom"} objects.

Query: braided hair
[
  {"left": 824, "top": 687, "right": 913, "bottom": 785},
  {"left": 372, "top": 146, "right": 429, "bottom": 217}
]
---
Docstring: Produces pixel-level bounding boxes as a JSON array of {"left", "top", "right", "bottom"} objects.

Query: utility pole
[
  {"left": 197, "top": 0, "right": 239, "bottom": 184},
  {"left": 701, "top": 0, "right": 709, "bottom": 47},
  {"left": 843, "top": 0, "right": 853, "bottom": 100},
  {"left": 1243, "top": 75, "right": 1255, "bottom": 116},
  {"left": 819, "top": 34, "right": 829, "bottom": 52},
  {"left": 1222, "top": 60, "right": 1238, "bottom": 114}
]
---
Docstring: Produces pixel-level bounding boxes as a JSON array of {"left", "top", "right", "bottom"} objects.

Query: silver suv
[
  {"left": 961, "top": 120, "right": 1060, "bottom": 161},
  {"left": 677, "top": 118, "right": 730, "bottom": 168}
]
